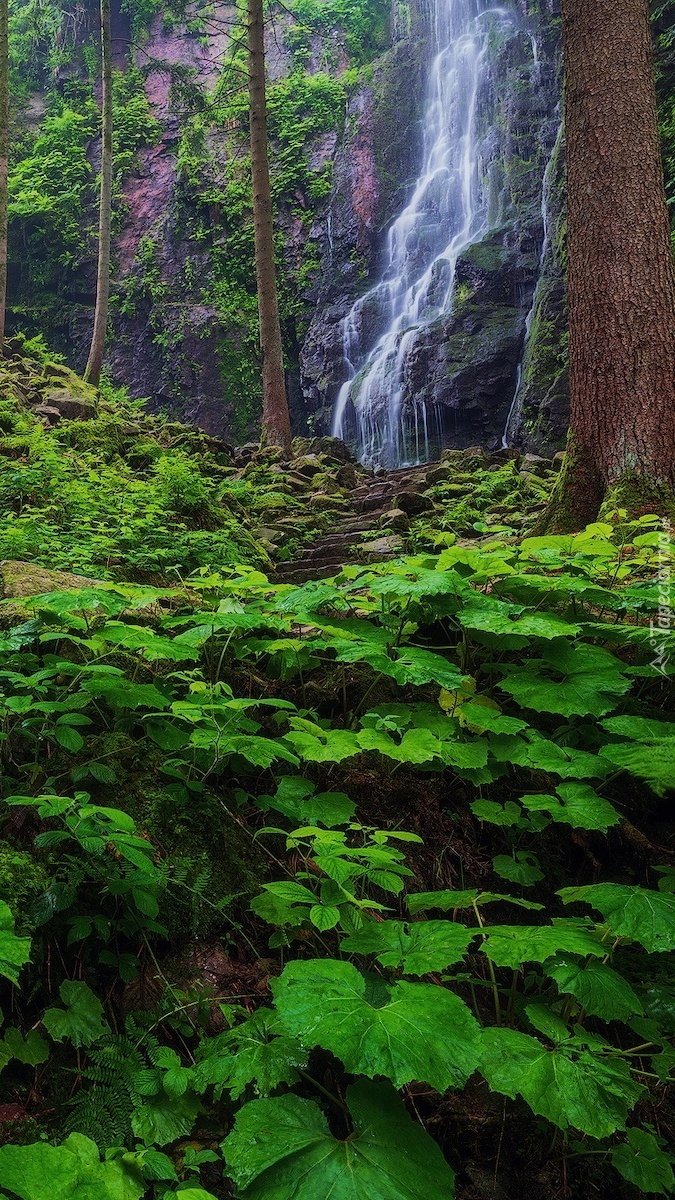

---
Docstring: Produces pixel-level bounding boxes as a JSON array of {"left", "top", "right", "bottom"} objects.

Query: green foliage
[
  {"left": 481, "top": 1028, "right": 644, "bottom": 1138},
  {"left": 0, "top": 497, "right": 674, "bottom": 1199},
  {"left": 0, "top": 1133, "right": 144, "bottom": 1200},
  {"left": 272, "top": 959, "right": 482, "bottom": 1092},
  {"left": 0, "top": 901, "right": 31, "bottom": 984},
  {"left": 223, "top": 1081, "right": 457, "bottom": 1200},
  {"left": 42, "top": 981, "right": 107, "bottom": 1048}
]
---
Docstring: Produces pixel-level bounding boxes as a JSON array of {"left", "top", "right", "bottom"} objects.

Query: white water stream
[{"left": 331, "top": 0, "right": 537, "bottom": 467}]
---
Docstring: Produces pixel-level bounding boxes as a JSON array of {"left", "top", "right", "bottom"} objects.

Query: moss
[
  {"left": 0, "top": 841, "right": 49, "bottom": 930},
  {"left": 460, "top": 241, "right": 513, "bottom": 273}
]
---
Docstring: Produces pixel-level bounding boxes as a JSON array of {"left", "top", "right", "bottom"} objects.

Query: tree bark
[
  {"left": 558, "top": 0, "right": 675, "bottom": 526},
  {"left": 0, "top": 0, "right": 9, "bottom": 349},
  {"left": 84, "top": 0, "right": 113, "bottom": 388},
  {"left": 247, "top": 0, "right": 291, "bottom": 457}
]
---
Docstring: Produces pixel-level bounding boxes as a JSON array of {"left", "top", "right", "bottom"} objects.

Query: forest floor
[{"left": 0, "top": 343, "right": 673, "bottom": 1200}]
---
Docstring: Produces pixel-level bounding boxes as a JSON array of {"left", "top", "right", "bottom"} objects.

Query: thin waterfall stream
[{"left": 331, "top": 0, "right": 550, "bottom": 468}]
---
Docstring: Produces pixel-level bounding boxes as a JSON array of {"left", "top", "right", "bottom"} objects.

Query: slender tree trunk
[
  {"left": 0, "top": 0, "right": 9, "bottom": 350},
  {"left": 84, "top": 0, "right": 113, "bottom": 388},
  {"left": 555, "top": 0, "right": 675, "bottom": 527},
  {"left": 247, "top": 0, "right": 291, "bottom": 457}
]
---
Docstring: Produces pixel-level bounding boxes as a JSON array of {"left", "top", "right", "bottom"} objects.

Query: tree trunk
[
  {"left": 247, "top": 0, "right": 291, "bottom": 457},
  {"left": 84, "top": 0, "right": 113, "bottom": 388},
  {"left": 557, "top": 0, "right": 675, "bottom": 527},
  {"left": 0, "top": 0, "right": 9, "bottom": 350}
]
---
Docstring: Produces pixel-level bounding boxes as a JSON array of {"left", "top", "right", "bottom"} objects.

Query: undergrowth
[{"left": 0, "top": 501, "right": 674, "bottom": 1199}]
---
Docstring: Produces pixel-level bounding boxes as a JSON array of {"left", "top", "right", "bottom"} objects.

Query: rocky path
[{"left": 275, "top": 464, "right": 435, "bottom": 584}]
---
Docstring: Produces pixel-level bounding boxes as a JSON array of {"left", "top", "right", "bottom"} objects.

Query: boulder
[
  {"left": 360, "top": 535, "right": 404, "bottom": 562},
  {"left": 552, "top": 450, "right": 566, "bottom": 472},
  {"left": 0, "top": 561, "right": 103, "bottom": 600},
  {"left": 520, "top": 453, "right": 552, "bottom": 478},
  {"left": 425, "top": 465, "right": 452, "bottom": 485},
  {"left": 291, "top": 436, "right": 353, "bottom": 464},
  {"left": 395, "top": 490, "right": 435, "bottom": 516},
  {"left": 291, "top": 454, "right": 324, "bottom": 478},
  {"left": 32, "top": 405, "right": 62, "bottom": 425},
  {"left": 379, "top": 508, "right": 410, "bottom": 533},
  {"left": 42, "top": 389, "right": 96, "bottom": 421}
]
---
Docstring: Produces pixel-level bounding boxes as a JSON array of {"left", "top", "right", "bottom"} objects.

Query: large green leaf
[
  {"left": 0, "top": 1133, "right": 144, "bottom": 1200},
  {"left": 498, "top": 642, "right": 630, "bottom": 717},
  {"left": 131, "top": 1091, "right": 200, "bottom": 1146},
  {"left": 341, "top": 920, "right": 476, "bottom": 974},
  {"left": 599, "top": 737, "right": 675, "bottom": 797},
  {"left": 407, "top": 890, "right": 543, "bottom": 913},
  {"left": 544, "top": 955, "right": 644, "bottom": 1022},
  {"left": 0, "top": 902, "right": 31, "bottom": 985},
  {"left": 259, "top": 778, "right": 355, "bottom": 828},
  {"left": 611, "top": 1128, "right": 675, "bottom": 1195},
  {"left": 559, "top": 884, "right": 675, "bottom": 952},
  {"left": 195, "top": 1009, "right": 306, "bottom": 1101},
  {"left": 222, "top": 1080, "right": 456, "bottom": 1200},
  {"left": 272, "top": 959, "right": 481, "bottom": 1092},
  {"left": 481, "top": 1029, "right": 643, "bottom": 1137},
  {"left": 481, "top": 920, "right": 604, "bottom": 969},
  {"left": 519, "top": 783, "right": 621, "bottom": 832},
  {"left": 42, "top": 981, "right": 107, "bottom": 1048},
  {"left": 457, "top": 593, "right": 581, "bottom": 643}
]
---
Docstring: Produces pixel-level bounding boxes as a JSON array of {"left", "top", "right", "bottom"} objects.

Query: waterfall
[
  {"left": 501, "top": 123, "right": 560, "bottom": 449},
  {"left": 332, "top": 0, "right": 519, "bottom": 468}
]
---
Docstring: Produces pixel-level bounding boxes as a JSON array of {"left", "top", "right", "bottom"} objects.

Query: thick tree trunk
[
  {"left": 84, "top": 0, "right": 113, "bottom": 388},
  {"left": 558, "top": 0, "right": 675, "bottom": 527},
  {"left": 247, "top": 0, "right": 291, "bottom": 457},
  {"left": 0, "top": 0, "right": 9, "bottom": 349}
]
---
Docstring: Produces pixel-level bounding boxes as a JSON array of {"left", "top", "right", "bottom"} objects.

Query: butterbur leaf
[
  {"left": 407, "top": 890, "right": 543, "bottom": 914},
  {"left": 544, "top": 955, "right": 644, "bottom": 1022},
  {"left": 492, "top": 851, "right": 543, "bottom": 886},
  {"left": 0, "top": 1132, "right": 144, "bottom": 1200},
  {"left": 215, "top": 1008, "right": 306, "bottom": 1100},
  {"left": 559, "top": 884, "right": 675, "bottom": 952},
  {"left": 481, "top": 920, "right": 604, "bottom": 969},
  {"left": 1, "top": 1028, "right": 49, "bottom": 1068},
  {"left": 481, "top": 1028, "right": 643, "bottom": 1137},
  {"left": 471, "top": 800, "right": 525, "bottom": 826},
  {"left": 519, "top": 784, "right": 621, "bottom": 832},
  {"left": 42, "top": 980, "right": 107, "bottom": 1048},
  {"left": 272, "top": 958, "right": 481, "bottom": 1093},
  {"left": 222, "top": 1080, "right": 456, "bottom": 1200},
  {"left": 498, "top": 641, "right": 630, "bottom": 717},
  {"left": 132, "top": 1091, "right": 201, "bottom": 1146},
  {"left": 611, "top": 1128, "right": 675, "bottom": 1195},
  {"left": 81, "top": 676, "right": 170, "bottom": 710},
  {"left": 341, "top": 919, "right": 476, "bottom": 974},
  {"left": 599, "top": 737, "right": 675, "bottom": 797},
  {"left": 0, "top": 901, "right": 31, "bottom": 984}
]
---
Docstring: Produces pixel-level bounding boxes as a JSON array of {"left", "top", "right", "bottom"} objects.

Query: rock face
[{"left": 301, "top": 1, "right": 566, "bottom": 455}]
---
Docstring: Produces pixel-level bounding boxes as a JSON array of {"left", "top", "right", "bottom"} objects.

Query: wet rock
[
  {"left": 520, "top": 453, "right": 551, "bottom": 477},
  {"left": 360, "top": 534, "right": 404, "bottom": 561},
  {"left": 291, "top": 454, "right": 324, "bottom": 478},
  {"left": 379, "top": 508, "right": 410, "bottom": 533},
  {"left": 291, "top": 436, "right": 353, "bottom": 464},
  {"left": 425, "top": 465, "right": 452, "bottom": 485},
  {"left": 396, "top": 490, "right": 435, "bottom": 516}
]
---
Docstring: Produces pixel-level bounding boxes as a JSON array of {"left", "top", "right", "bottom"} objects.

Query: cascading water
[
  {"left": 332, "top": 0, "right": 519, "bottom": 468},
  {"left": 501, "top": 121, "right": 560, "bottom": 448}
]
